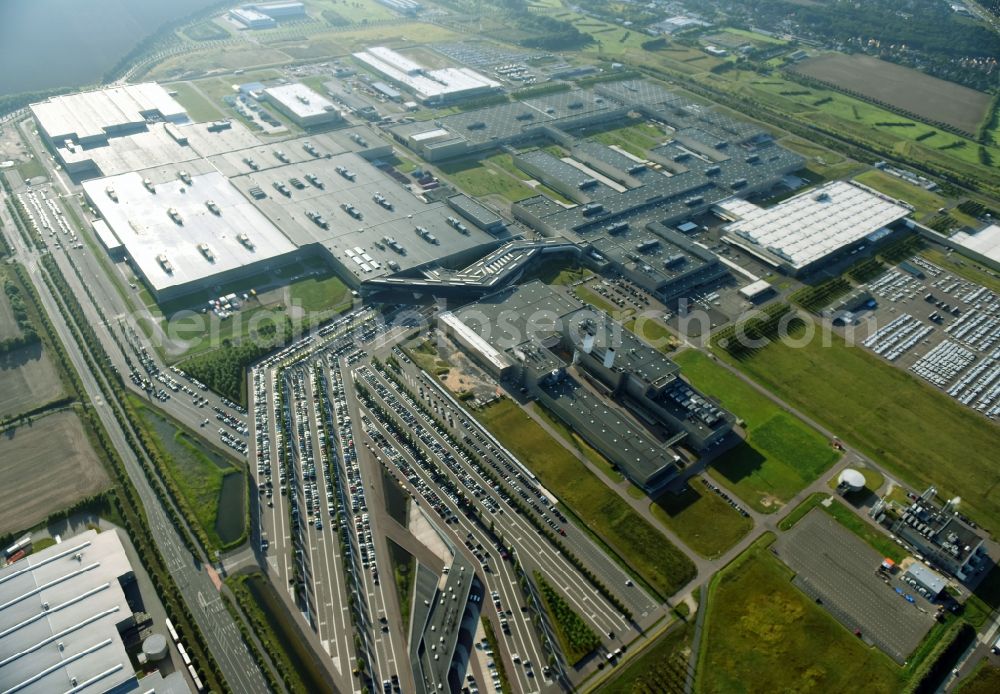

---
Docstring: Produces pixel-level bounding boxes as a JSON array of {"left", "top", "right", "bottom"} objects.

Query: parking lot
[
  {"left": 852, "top": 255, "right": 1000, "bottom": 418},
  {"left": 776, "top": 509, "right": 936, "bottom": 664}
]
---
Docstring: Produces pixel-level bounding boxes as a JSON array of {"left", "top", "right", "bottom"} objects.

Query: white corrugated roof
[
  {"left": 353, "top": 47, "right": 500, "bottom": 103},
  {"left": 263, "top": 84, "right": 338, "bottom": 119},
  {"left": 440, "top": 312, "right": 512, "bottom": 371},
  {"left": 0, "top": 530, "right": 137, "bottom": 694},
  {"left": 30, "top": 83, "right": 188, "bottom": 142},
  {"left": 722, "top": 181, "right": 911, "bottom": 269}
]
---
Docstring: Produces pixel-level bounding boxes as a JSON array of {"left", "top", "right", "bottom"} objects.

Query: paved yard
[{"left": 776, "top": 509, "right": 935, "bottom": 664}]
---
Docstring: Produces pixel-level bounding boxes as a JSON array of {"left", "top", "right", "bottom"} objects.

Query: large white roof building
[
  {"left": 262, "top": 84, "right": 343, "bottom": 127},
  {"left": 31, "top": 83, "right": 188, "bottom": 146},
  {"left": 0, "top": 529, "right": 189, "bottom": 694},
  {"left": 83, "top": 170, "right": 298, "bottom": 300},
  {"left": 353, "top": 46, "right": 500, "bottom": 105},
  {"left": 719, "top": 180, "right": 911, "bottom": 274}
]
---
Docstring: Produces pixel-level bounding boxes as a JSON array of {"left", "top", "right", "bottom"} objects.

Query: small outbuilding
[{"left": 905, "top": 563, "right": 948, "bottom": 599}]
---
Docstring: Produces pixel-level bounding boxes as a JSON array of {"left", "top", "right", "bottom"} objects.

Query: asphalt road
[
  {"left": 2, "top": 123, "right": 267, "bottom": 691},
  {"left": 1, "top": 201, "right": 268, "bottom": 692}
]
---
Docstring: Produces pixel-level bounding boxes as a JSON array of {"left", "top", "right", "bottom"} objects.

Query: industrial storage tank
[
  {"left": 837, "top": 468, "right": 866, "bottom": 493},
  {"left": 142, "top": 633, "right": 169, "bottom": 662}
]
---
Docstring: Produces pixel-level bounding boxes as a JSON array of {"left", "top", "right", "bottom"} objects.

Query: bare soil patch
[
  {"left": 0, "top": 410, "right": 110, "bottom": 535},
  {"left": 792, "top": 53, "right": 991, "bottom": 134},
  {"left": 0, "top": 343, "right": 65, "bottom": 419}
]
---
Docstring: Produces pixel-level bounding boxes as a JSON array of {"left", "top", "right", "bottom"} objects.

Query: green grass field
[
  {"left": 651, "top": 484, "right": 752, "bottom": 559},
  {"left": 958, "top": 663, "right": 1000, "bottom": 694},
  {"left": 521, "top": 261, "right": 592, "bottom": 286},
  {"left": 165, "top": 82, "right": 225, "bottom": 122},
  {"left": 590, "top": 122, "right": 666, "bottom": 157},
  {"left": 698, "top": 535, "right": 903, "bottom": 694},
  {"left": 287, "top": 271, "right": 349, "bottom": 313},
  {"left": 715, "top": 321, "right": 1000, "bottom": 534},
  {"left": 478, "top": 399, "right": 695, "bottom": 598},
  {"left": 693, "top": 67, "right": 1000, "bottom": 198},
  {"left": 599, "top": 622, "right": 692, "bottom": 693},
  {"left": 436, "top": 156, "right": 536, "bottom": 202},
  {"left": 573, "top": 285, "right": 628, "bottom": 318},
  {"left": 624, "top": 315, "right": 680, "bottom": 352},
  {"left": 673, "top": 349, "right": 838, "bottom": 513},
  {"left": 15, "top": 156, "right": 45, "bottom": 181}
]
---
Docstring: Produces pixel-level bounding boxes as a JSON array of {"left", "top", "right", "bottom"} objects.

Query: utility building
[
  {"left": 262, "top": 84, "right": 343, "bottom": 127},
  {"left": 891, "top": 488, "right": 987, "bottom": 580}
]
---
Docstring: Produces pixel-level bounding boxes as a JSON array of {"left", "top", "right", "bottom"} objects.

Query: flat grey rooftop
[
  {"left": 83, "top": 170, "right": 296, "bottom": 294},
  {"left": 538, "top": 375, "right": 678, "bottom": 485},
  {"left": 227, "top": 150, "right": 499, "bottom": 282},
  {"left": 0, "top": 530, "right": 137, "bottom": 694}
]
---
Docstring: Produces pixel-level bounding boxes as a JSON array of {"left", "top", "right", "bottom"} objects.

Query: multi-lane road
[{"left": 0, "top": 156, "right": 268, "bottom": 692}]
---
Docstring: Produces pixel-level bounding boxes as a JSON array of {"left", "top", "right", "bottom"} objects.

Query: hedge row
[{"left": 32, "top": 255, "right": 236, "bottom": 691}]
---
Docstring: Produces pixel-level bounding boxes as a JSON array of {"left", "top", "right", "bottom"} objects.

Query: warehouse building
[
  {"left": 446, "top": 281, "right": 734, "bottom": 493},
  {"left": 904, "top": 564, "right": 949, "bottom": 600},
  {"left": 83, "top": 169, "right": 300, "bottom": 302},
  {"left": 249, "top": 1, "right": 305, "bottom": 18},
  {"left": 389, "top": 88, "right": 629, "bottom": 161},
  {"left": 717, "top": 180, "right": 911, "bottom": 275},
  {"left": 353, "top": 46, "right": 500, "bottom": 105},
  {"left": 262, "top": 83, "right": 343, "bottom": 127},
  {"left": 31, "top": 83, "right": 189, "bottom": 148},
  {"left": 229, "top": 7, "right": 276, "bottom": 28},
  {"left": 0, "top": 529, "right": 189, "bottom": 694},
  {"left": 890, "top": 489, "right": 987, "bottom": 581}
]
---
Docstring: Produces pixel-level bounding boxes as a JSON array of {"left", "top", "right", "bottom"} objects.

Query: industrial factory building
[
  {"left": 30, "top": 83, "right": 189, "bottom": 156},
  {"left": 443, "top": 281, "right": 735, "bottom": 493},
  {"left": 82, "top": 168, "right": 300, "bottom": 302},
  {"left": 0, "top": 529, "right": 190, "bottom": 694},
  {"left": 353, "top": 46, "right": 501, "bottom": 105},
  {"left": 717, "top": 180, "right": 912, "bottom": 275},
  {"left": 262, "top": 83, "right": 343, "bottom": 127}
]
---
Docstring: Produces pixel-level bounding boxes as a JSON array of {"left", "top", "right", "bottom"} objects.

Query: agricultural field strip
[{"left": 791, "top": 54, "right": 991, "bottom": 135}]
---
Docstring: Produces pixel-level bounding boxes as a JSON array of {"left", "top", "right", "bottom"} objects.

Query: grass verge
[
  {"left": 697, "top": 533, "right": 904, "bottom": 693},
  {"left": 599, "top": 621, "right": 692, "bottom": 694},
  {"left": 477, "top": 399, "right": 695, "bottom": 598},
  {"left": 387, "top": 539, "right": 415, "bottom": 635},
  {"left": 226, "top": 573, "right": 332, "bottom": 693},
  {"left": 650, "top": 483, "right": 753, "bottom": 559},
  {"left": 674, "top": 349, "right": 838, "bottom": 513},
  {"left": 712, "top": 320, "right": 1000, "bottom": 534},
  {"left": 534, "top": 571, "right": 601, "bottom": 666}
]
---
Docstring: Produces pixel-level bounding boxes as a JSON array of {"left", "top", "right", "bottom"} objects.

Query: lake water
[{"left": 0, "top": 0, "right": 220, "bottom": 95}]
